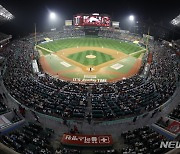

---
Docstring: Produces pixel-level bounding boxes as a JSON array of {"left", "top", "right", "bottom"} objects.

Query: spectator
[
  {"left": 73, "top": 125, "right": 79, "bottom": 134},
  {"left": 133, "top": 116, "right": 137, "bottom": 124},
  {"left": 55, "top": 148, "right": 62, "bottom": 154}
]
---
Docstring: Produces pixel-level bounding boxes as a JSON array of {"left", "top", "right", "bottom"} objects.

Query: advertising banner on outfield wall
[{"left": 61, "top": 133, "right": 113, "bottom": 147}]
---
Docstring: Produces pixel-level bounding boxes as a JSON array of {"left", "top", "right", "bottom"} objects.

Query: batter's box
[{"left": 110, "top": 63, "right": 124, "bottom": 70}]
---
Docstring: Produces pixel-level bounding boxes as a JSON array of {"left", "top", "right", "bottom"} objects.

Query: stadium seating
[
  {"left": 0, "top": 122, "right": 54, "bottom": 153},
  {"left": 0, "top": 93, "right": 9, "bottom": 115},
  {"left": 1, "top": 29, "right": 178, "bottom": 122},
  {"left": 0, "top": 32, "right": 9, "bottom": 41},
  {"left": 55, "top": 147, "right": 81, "bottom": 154},
  {"left": 0, "top": 26, "right": 179, "bottom": 154},
  {"left": 169, "top": 104, "right": 180, "bottom": 121},
  {"left": 121, "top": 126, "right": 171, "bottom": 154}
]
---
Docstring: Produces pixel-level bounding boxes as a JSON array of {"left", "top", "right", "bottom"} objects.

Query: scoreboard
[
  {"left": 74, "top": 13, "right": 111, "bottom": 27},
  {"left": 65, "top": 20, "right": 73, "bottom": 26}
]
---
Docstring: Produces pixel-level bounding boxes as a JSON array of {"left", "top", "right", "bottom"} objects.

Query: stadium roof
[
  {"left": 0, "top": 5, "right": 14, "bottom": 22},
  {"left": 171, "top": 14, "right": 180, "bottom": 27}
]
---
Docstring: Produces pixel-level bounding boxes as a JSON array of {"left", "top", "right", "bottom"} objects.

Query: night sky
[{"left": 0, "top": 0, "right": 180, "bottom": 37}]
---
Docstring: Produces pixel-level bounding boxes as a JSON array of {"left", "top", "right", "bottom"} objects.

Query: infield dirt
[{"left": 39, "top": 47, "right": 142, "bottom": 82}]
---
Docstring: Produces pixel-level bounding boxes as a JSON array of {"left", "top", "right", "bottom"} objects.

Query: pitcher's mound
[{"left": 86, "top": 55, "right": 96, "bottom": 59}]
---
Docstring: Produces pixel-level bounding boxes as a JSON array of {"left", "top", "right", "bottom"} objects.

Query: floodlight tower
[
  {"left": 34, "top": 23, "right": 37, "bottom": 45},
  {"left": 128, "top": 15, "right": 135, "bottom": 33},
  {"left": 49, "top": 12, "right": 56, "bottom": 31},
  {"left": 171, "top": 14, "right": 180, "bottom": 40},
  {"left": 50, "top": 12, "right": 56, "bottom": 20},
  {"left": 129, "top": 15, "right": 134, "bottom": 21}
]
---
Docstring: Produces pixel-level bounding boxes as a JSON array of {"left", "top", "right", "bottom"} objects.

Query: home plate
[
  {"left": 60, "top": 61, "right": 71, "bottom": 67},
  {"left": 111, "top": 63, "right": 124, "bottom": 70}
]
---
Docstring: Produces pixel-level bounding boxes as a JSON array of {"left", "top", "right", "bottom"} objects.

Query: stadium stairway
[
  {"left": 84, "top": 86, "right": 92, "bottom": 118},
  {"left": 86, "top": 97, "right": 92, "bottom": 114}
]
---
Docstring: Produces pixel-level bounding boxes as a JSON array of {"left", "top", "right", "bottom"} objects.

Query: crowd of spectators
[
  {"left": 94, "top": 149, "right": 116, "bottom": 154},
  {"left": 98, "top": 29, "right": 144, "bottom": 44},
  {"left": 29, "top": 28, "right": 85, "bottom": 42},
  {"left": 0, "top": 32, "right": 10, "bottom": 41},
  {"left": 55, "top": 147, "right": 81, "bottom": 154},
  {"left": 0, "top": 92, "right": 22, "bottom": 124},
  {"left": 169, "top": 104, "right": 180, "bottom": 121},
  {"left": 121, "top": 125, "right": 170, "bottom": 154},
  {"left": 1, "top": 28, "right": 179, "bottom": 122},
  {"left": 0, "top": 122, "right": 54, "bottom": 153},
  {"left": 121, "top": 101, "right": 180, "bottom": 154},
  {"left": 0, "top": 93, "right": 9, "bottom": 115},
  {"left": 90, "top": 41, "right": 178, "bottom": 119},
  {"left": 155, "top": 117, "right": 170, "bottom": 129}
]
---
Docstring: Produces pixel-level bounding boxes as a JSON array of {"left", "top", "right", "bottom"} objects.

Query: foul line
[
  {"left": 36, "top": 45, "right": 53, "bottom": 54},
  {"left": 129, "top": 49, "right": 146, "bottom": 56}
]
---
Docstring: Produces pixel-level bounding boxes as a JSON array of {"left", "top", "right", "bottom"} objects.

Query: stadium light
[
  {"left": 49, "top": 12, "right": 57, "bottom": 31},
  {"left": 49, "top": 12, "right": 56, "bottom": 20},
  {"left": 129, "top": 15, "right": 134, "bottom": 21},
  {"left": 0, "top": 5, "right": 14, "bottom": 21},
  {"left": 171, "top": 14, "right": 180, "bottom": 27}
]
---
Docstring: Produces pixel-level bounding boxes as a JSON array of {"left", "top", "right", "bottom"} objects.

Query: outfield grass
[
  {"left": 39, "top": 37, "right": 143, "bottom": 54},
  {"left": 68, "top": 50, "right": 114, "bottom": 66}
]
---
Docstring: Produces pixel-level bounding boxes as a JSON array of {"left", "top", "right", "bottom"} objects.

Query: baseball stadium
[{"left": 0, "top": 1, "right": 180, "bottom": 154}]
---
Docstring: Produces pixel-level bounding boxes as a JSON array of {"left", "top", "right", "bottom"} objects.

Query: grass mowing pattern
[
  {"left": 68, "top": 50, "right": 114, "bottom": 66},
  {"left": 39, "top": 37, "right": 143, "bottom": 54}
]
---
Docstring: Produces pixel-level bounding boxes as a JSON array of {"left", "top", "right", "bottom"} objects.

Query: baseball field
[{"left": 37, "top": 37, "right": 146, "bottom": 83}]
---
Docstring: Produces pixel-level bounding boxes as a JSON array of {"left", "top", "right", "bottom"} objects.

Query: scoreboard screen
[
  {"left": 65, "top": 20, "right": 73, "bottom": 26},
  {"left": 112, "top": 21, "right": 119, "bottom": 28},
  {"left": 74, "top": 13, "right": 111, "bottom": 27}
]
